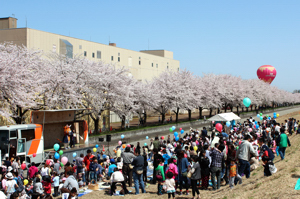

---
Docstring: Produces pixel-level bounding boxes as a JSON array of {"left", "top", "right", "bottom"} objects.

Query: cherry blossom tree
[{"left": 0, "top": 43, "right": 44, "bottom": 124}]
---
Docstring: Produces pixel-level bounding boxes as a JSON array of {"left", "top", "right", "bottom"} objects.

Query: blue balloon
[
  {"left": 54, "top": 152, "right": 60, "bottom": 159},
  {"left": 243, "top": 97, "right": 251, "bottom": 108},
  {"left": 102, "top": 154, "right": 107, "bottom": 159},
  {"left": 53, "top": 143, "right": 60, "bottom": 151},
  {"left": 256, "top": 124, "right": 259, "bottom": 129},
  {"left": 172, "top": 126, "right": 176, "bottom": 130},
  {"left": 260, "top": 116, "right": 263, "bottom": 120},
  {"left": 226, "top": 121, "right": 231, "bottom": 127},
  {"left": 72, "top": 153, "right": 77, "bottom": 158},
  {"left": 95, "top": 144, "right": 99, "bottom": 148},
  {"left": 255, "top": 121, "right": 257, "bottom": 125},
  {"left": 257, "top": 114, "right": 260, "bottom": 118},
  {"left": 180, "top": 130, "right": 184, "bottom": 134},
  {"left": 175, "top": 136, "right": 179, "bottom": 141},
  {"left": 273, "top": 112, "right": 276, "bottom": 115},
  {"left": 274, "top": 115, "right": 277, "bottom": 119},
  {"left": 268, "top": 117, "right": 271, "bottom": 120},
  {"left": 121, "top": 134, "right": 125, "bottom": 139},
  {"left": 144, "top": 143, "right": 147, "bottom": 146},
  {"left": 146, "top": 136, "right": 149, "bottom": 139},
  {"left": 174, "top": 132, "right": 178, "bottom": 137}
]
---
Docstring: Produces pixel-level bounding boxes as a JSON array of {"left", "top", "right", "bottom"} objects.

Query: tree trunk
[
  {"left": 209, "top": 108, "right": 213, "bottom": 117},
  {"left": 161, "top": 113, "right": 165, "bottom": 124},
  {"left": 174, "top": 108, "right": 179, "bottom": 123},
  {"left": 246, "top": 107, "right": 249, "bottom": 112},
  {"left": 250, "top": 105, "right": 253, "bottom": 111},
  {"left": 199, "top": 107, "right": 203, "bottom": 119},
  {"left": 93, "top": 117, "right": 99, "bottom": 134},
  {"left": 143, "top": 112, "right": 147, "bottom": 125},
  {"left": 230, "top": 105, "right": 233, "bottom": 112},
  {"left": 224, "top": 104, "right": 227, "bottom": 113},
  {"left": 242, "top": 107, "right": 244, "bottom": 112},
  {"left": 121, "top": 115, "right": 126, "bottom": 129},
  {"left": 188, "top": 109, "right": 192, "bottom": 121},
  {"left": 236, "top": 106, "right": 239, "bottom": 115}
]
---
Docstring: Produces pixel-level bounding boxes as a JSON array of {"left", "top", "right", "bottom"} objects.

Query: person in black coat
[{"left": 199, "top": 150, "right": 210, "bottom": 190}]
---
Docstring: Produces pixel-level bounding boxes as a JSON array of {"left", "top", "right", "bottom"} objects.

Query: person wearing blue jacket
[
  {"left": 162, "top": 149, "right": 170, "bottom": 172},
  {"left": 177, "top": 151, "right": 190, "bottom": 195},
  {"left": 108, "top": 159, "right": 117, "bottom": 177}
]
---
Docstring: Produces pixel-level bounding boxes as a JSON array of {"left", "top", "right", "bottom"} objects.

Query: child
[
  {"left": 89, "top": 157, "right": 98, "bottom": 183},
  {"left": 52, "top": 172, "right": 60, "bottom": 197},
  {"left": 164, "top": 172, "right": 175, "bottom": 199},
  {"left": 229, "top": 158, "right": 241, "bottom": 188},
  {"left": 43, "top": 176, "right": 52, "bottom": 198},
  {"left": 33, "top": 177, "right": 44, "bottom": 197},
  {"left": 25, "top": 179, "right": 33, "bottom": 196},
  {"left": 262, "top": 156, "right": 276, "bottom": 176},
  {"left": 155, "top": 159, "right": 165, "bottom": 195}
]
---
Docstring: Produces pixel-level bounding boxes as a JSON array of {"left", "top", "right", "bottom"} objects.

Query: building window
[
  {"left": 92, "top": 52, "right": 95, "bottom": 58},
  {"left": 84, "top": 51, "right": 87, "bottom": 57},
  {"left": 97, "top": 51, "right": 101, "bottom": 59},
  {"left": 111, "top": 56, "right": 114, "bottom": 61},
  {"left": 167, "top": 66, "right": 169, "bottom": 69},
  {"left": 139, "top": 57, "right": 141, "bottom": 65},
  {"left": 152, "top": 63, "right": 153, "bottom": 67},
  {"left": 118, "top": 57, "right": 120, "bottom": 62},
  {"left": 118, "top": 52, "right": 120, "bottom": 56},
  {"left": 156, "top": 64, "right": 158, "bottom": 68},
  {"left": 167, "top": 62, "right": 169, "bottom": 69},
  {"left": 79, "top": 45, "right": 82, "bottom": 49},
  {"left": 178, "top": 68, "right": 179, "bottom": 71}
]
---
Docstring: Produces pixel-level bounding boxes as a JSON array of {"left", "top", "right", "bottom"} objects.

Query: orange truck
[{"left": 0, "top": 109, "right": 88, "bottom": 164}]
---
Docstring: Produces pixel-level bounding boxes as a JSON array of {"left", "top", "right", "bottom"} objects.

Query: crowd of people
[{"left": 0, "top": 114, "right": 299, "bottom": 199}]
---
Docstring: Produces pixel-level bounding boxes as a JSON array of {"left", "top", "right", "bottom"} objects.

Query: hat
[
  {"left": 110, "top": 158, "right": 115, "bottom": 163},
  {"left": 62, "top": 177, "right": 66, "bottom": 181},
  {"left": 6, "top": 172, "right": 13, "bottom": 179},
  {"left": 7, "top": 166, "right": 13, "bottom": 172}
]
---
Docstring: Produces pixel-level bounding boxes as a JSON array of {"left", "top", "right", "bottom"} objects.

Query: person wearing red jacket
[
  {"left": 83, "top": 149, "right": 94, "bottom": 182},
  {"left": 43, "top": 176, "right": 52, "bottom": 198}
]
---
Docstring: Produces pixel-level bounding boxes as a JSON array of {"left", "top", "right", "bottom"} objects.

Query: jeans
[
  {"left": 133, "top": 171, "right": 146, "bottom": 194},
  {"left": 211, "top": 167, "right": 221, "bottom": 190},
  {"left": 89, "top": 171, "right": 97, "bottom": 183},
  {"left": 229, "top": 176, "right": 235, "bottom": 188},
  {"left": 278, "top": 147, "right": 286, "bottom": 160},
  {"left": 238, "top": 159, "right": 250, "bottom": 178}
]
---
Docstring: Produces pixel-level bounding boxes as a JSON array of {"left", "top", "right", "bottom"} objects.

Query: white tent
[{"left": 208, "top": 112, "right": 241, "bottom": 122}]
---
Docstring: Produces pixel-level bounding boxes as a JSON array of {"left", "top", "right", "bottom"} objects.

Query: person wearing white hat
[{"left": 5, "top": 172, "right": 18, "bottom": 198}]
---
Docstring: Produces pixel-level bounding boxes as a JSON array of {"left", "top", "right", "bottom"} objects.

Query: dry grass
[{"left": 77, "top": 112, "right": 300, "bottom": 199}]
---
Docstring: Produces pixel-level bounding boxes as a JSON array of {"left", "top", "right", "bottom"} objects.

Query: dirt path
[{"left": 79, "top": 111, "right": 300, "bottom": 199}]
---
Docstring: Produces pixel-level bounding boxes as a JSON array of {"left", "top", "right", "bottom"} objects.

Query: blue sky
[{"left": 1, "top": 0, "right": 299, "bottom": 91}]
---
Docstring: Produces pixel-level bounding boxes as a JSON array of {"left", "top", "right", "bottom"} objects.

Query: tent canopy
[{"left": 208, "top": 112, "right": 241, "bottom": 122}]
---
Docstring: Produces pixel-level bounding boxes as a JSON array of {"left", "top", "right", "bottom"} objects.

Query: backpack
[
  {"left": 156, "top": 169, "right": 163, "bottom": 180},
  {"left": 16, "top": 177, "right": 24, "bottom": 193},
  {"left": 269, "top": 163, "right": 277, "bottom": 174}
]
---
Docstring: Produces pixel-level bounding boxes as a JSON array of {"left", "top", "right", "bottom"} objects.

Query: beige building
[
  {"left": 0, "top": 17, "right": 180, "bottom": 82},
  {"left": 0, "top": 17, "right": 180, "bottom": 128}
]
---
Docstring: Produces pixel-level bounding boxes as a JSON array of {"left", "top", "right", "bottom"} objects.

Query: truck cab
[{"left": 0, "top": 124, "right": 43, "bottom": 164}]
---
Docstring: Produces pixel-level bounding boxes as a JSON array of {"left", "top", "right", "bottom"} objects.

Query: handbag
[
  {"left": 187, "top": 171, "right": 192, "bottom": 178},
  {"left": 129, "top": 164, "right": 133, "bottom": 169},
  {"left": 181, "top": 171, "right": 187, "bottom": 177},
  {"left": 156, "top": 169, "right": 163, "bottom": 180}
]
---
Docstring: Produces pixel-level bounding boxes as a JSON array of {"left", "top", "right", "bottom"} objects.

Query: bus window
[
  {"left": 10, "top": 130, "right": 17, "bottom": 138},
  {"left": 0, "top": 130, "right": 9, "bottom": 157},
  {"left": 21, "top": 129, "right": 35, "bottom": 141}
]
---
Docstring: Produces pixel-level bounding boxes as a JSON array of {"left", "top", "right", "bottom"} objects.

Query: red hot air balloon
[{"left": 257, "top": 65, "right": 277, "bottom": 84}]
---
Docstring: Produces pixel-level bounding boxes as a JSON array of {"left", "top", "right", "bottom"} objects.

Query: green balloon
[
  {"left": 169, "top": 128, "right": 173, "bottom": 132},
  {"left": 59, "top": 150, "right": 63, "bottom": 155},
  {"left": 266, "top": 115, "right": 269, "bottom": 117},
  {"left": 60, "top": 162, "right": 64, "bottom": 167},
  {"left": 260, "top": 113, "right": 262, "bottom": 116}
]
